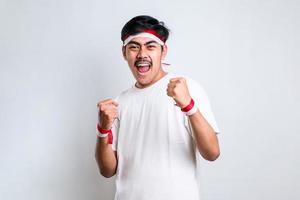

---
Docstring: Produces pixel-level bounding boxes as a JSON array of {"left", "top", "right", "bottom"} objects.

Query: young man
[{"left": 95, "top": 15, "right": 220, "bottom": 200}]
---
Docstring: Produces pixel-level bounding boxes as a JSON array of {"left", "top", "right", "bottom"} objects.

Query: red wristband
[
  {"left": 107, "top": 132, "right": 113, "bottom": 144},
  {"left": 181, "top": 98, "right": 195, "bottom": 112},
  {"left": 97, "top": 123, "right": 111, "bottom": 133},
  {"left": 97, "top": 123, "right": 113, "bottom": 144}
]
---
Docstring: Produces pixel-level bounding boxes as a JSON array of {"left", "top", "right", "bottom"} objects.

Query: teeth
[
  {"left": 136, "top": 62, "right": 151, "bottom": 67},
  {"left": 137, "top": 63, "right": 150, "bottom": 67}
]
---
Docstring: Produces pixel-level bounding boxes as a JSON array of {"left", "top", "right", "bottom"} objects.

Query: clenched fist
[
  {"left": 166, "top": 77, "right": 192, "bottom": 108},
  {"left": 97, "top": 99, "right": 119, "bottom": 130}
]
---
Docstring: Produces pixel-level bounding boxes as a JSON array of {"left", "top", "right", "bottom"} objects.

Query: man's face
[{"left": 122, "top": 37, "right": 167, "bottom": 88}]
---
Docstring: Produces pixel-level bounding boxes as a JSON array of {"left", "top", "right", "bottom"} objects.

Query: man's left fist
[{"left": 167, "top": 77, "right": 192, "bottom": 108}]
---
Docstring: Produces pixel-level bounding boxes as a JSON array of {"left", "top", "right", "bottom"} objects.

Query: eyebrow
[{"left": 127, "top": 40, "right": 159, "bottom": 46}]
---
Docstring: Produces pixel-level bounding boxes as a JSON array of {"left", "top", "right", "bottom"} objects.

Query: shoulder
[
  {"left": 178, "top": 75, "right": 209, "bottom": 101},
  {"left": 113, "top": 86, "right": 135, "bottom": 103},
  {"left": 169, "top": 73, "right": 205, "bottom": 91},
  {"left": 185, "top": 76, "right": 205, "bottom": 91}
]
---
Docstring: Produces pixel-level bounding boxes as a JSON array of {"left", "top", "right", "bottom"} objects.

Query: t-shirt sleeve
[
  {"left": 185, "top": 78, "right": 220, "bottom": 134},
  {"left": 111, "top": 118, "right": 119, "bottom": 151},
  {"left": 111, "top": 96, "right": 120, "bottom": 151}
]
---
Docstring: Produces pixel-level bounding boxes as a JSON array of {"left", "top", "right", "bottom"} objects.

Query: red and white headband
[{"left": 123, "top": 30, "right": 165, "bottom": 46}]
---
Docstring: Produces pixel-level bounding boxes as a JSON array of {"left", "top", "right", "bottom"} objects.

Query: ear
[
  {"left": 161, "top": 44, "right": 168, "bottom": 60},
  {"left": 122, "top": 46, "right": 127, "bottom": 60}
]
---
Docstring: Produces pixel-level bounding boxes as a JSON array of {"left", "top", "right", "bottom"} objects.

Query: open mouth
[{"left": 135, "top": 61, "right": 152, "bottom": 74}]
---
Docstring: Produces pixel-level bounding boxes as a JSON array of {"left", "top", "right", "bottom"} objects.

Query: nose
[{"left": 137, "top": 47, "right": 147, "bottom": 59}]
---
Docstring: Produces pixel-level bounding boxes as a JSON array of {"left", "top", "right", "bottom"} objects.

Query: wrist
[
  {"left": 177, "top": 97, "right": 192, "bottom": 109},
  {"left": 181, "top": 98, "right": 198, "bottom": 116},
  {"left": 97, "top": 123, "right": 111, "bottom": 133},
  {"left": 96, "top": 123, "right": 113, "bottom": 144},
  {"left": 181, "top": 98, "right": 194, "bottom": 112}
]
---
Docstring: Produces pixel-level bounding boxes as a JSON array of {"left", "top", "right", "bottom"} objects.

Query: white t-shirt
[{"left": 111, "top": 72, "right": 220, "bottom": 200}]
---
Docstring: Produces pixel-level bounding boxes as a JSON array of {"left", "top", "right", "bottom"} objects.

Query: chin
[
  {"left": 137, "top": 79, "right": 150, "bottom": 86},
  {"left": 136, "top": 78, "right": 152, "bottom": 88}
]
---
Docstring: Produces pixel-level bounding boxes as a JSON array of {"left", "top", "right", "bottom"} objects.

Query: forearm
[
  {"left": 189, "top": 109, "right": 220, "bottom": 161},
  {"left": 95, "top": 137, "right": 117, "bottom": 178}
]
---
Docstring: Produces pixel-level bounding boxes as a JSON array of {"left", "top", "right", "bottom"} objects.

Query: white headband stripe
[{"left": 123, "top": 32, "right": 165, "bottom": 46}]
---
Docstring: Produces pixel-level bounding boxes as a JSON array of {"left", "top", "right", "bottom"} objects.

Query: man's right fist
[{"left": 97, "top": 99, "right": 119, "bottom": 130}]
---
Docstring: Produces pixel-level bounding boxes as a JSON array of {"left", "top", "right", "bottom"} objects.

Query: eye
[
  {"left": 147, "top": 45, "right": 157, "bottom": 49},
  {"left": 128, "top": 45, "right": 139, "bottom": 50}
]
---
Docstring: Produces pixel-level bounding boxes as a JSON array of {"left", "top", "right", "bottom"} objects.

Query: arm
[
  {"left": 188, "top": 110, "right": 220, "bottom": 161},
  {"left": 167, "top": 77, "right": 220, "bottom": 161},
  {"left": 95, "top": 137, "right": 118, "bottom": 178},
  {"left": 95, "top": 99, "right": 119, "bottom": 178}
]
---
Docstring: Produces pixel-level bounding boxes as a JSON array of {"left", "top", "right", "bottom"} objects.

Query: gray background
[{"left": 0, "top": 0, "right": 299, "bottom": 199}]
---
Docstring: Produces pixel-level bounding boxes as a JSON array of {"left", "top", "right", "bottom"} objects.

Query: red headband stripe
[{"left": 122, "top": 29, "right": 165, "bottom": 42}]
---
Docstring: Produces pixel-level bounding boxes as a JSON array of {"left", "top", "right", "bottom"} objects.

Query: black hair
[{"left": 121, "top": 15, "right": 170, "bottom": 43}]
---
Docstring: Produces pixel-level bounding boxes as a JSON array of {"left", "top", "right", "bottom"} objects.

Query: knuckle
[{"left": 101, "top": 105, "right": 108, "bottom": 111}]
